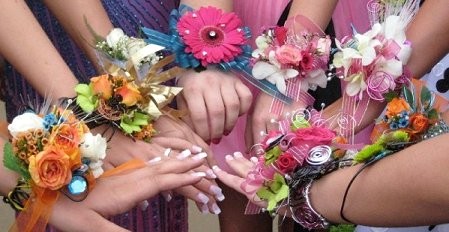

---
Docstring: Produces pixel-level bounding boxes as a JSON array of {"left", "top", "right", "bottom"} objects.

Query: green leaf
[
  {"left": 427, "top": 108, "right": 439, "bottom": 120},
  {"left": 3, "top": 142, "right": 31, "bottom": 180},
  {"left": 420, "top": 86, "right": 433, "bottom": 112},
  {"left": 384, "top": 91, "right": 398, "bottom": 103},
  {"left": 291, "top": 115, "right": 310, "bottom": 130},
  {"left": 76, "top": 95, "right": 96, "bottom": 113},
  {"left": 402, "top": 86, "right": 415, "bottom": 111},
  {"left": 75, "top": 84, "right": 92, "bottom": 96}
]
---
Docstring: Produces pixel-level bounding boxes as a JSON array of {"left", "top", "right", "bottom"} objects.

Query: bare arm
[
  {"left": 0, "top": 0, "right": 78, "bottom": 99},
  {"left": 287, "top": 0, "right": 338, "bottom": 29},
  {"left": 180, "top": 0, "right": 232, "bottom": 11},
  {"left": 43, "top": 0, "right": 114, "bottom": 70}
]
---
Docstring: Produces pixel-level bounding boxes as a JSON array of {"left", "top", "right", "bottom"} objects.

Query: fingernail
[
  {"left": 192, "top": 152, "right": 207, "bottom": 160},
  {"left": 197, "top": 193, "right": 209, "bottom": 204},
  {"left": 201, "top": 204, "right": 210, "bottom": 214},
  {"left": 191, "top": 172, "right": 207, "bottom": 177},
  {"left": 139, "top": 200, "right": 149, "bottom": 211},
  {"left": 209, "top": 185, "right": 223, "bottom": 195},
  {"left": 206, "top": 140, "right": 211, "bottom": 144},
  {"left": 225, "top": 155, "right": 234, "bottom": 161},
  {"left": 224, "top": 130, "right": 231, "bottom": 136},
  {"left": 147, "top": 157, "right": 162, "bottom": 164},
  {"left": 211, "top": 203, "right": 221, "bottom": 214},
  {"left": 162, "top": 192, "right": 172, "bottom": 202},
  {"left": 164, "top": 148, "right": 172, "bottom": 157},
  {"left": 212, "top": 165, "right": 221, "bottom": 171},
  {"left": 192, "top": 145, "right": 203, "bottom": 153},
  {"left": 176, "top": 149, "right": 191, "bottom": 160},
  {"left": 206, "top": 169, "right": 217, "bottom": 179},
  {"left": 212, "top": 138, "right": 221, "bottom": 144},
  {"left": 250, "top": 157, "right": 259, "bottom": 163},
  {"left": 233, "top": 152, "right": 243, "bottom": 158}
]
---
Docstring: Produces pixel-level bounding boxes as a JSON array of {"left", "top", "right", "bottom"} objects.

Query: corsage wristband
[{"left": 3, "top": 178, "right": 30, "bottom": 212}]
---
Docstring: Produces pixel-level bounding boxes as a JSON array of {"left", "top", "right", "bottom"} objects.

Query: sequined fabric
[{"left": 2, "top": 1, "right": 187, "bottom": 231}]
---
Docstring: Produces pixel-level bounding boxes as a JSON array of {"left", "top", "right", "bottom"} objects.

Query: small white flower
[
  {"left": 252, "top": 35, "right": 270, "bottom": 58},
  {"left": 80, "top": 132, "right": 107, "bottom": 162},
  {"left": 106, "top": 28, "right": 127, "bottom": 48},
  {"left": 345, "top": 73, "right": 367, "bottom": 98},
  {"left": 301, "top": 69, "right": 328, "bottom": 92},
  {"left": 8, "top": 112, "right": 44, "bottom": 137},
  {"left": 89, "top": 160, "right": 104, "bottom": 178}
]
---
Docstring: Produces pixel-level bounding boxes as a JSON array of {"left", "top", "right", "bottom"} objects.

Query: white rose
[
  {"left": 80, "top": 133, "right": 107, "bottom": 161},
  {"left": 89, "top": 160, "right": 104, "bottom": 178},
  {"left": 8, "top": 112, "right": 44, "bottom": 137},
  {"left": 106, "top": 28, "right": 126, "bottom": 48}
]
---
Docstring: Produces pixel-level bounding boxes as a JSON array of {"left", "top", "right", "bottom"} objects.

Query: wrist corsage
[
  {"left": 242, "top": 108, "right": 351, "bottom": 229},
  {"left": 332, "top": 0, "right": 419, "bottom": 137},
  {"left": 3, "top": 102, "right": 107, "bottom": 231},
  {"left": 75, "top": 28, "right": 184, "bottom": 142}
]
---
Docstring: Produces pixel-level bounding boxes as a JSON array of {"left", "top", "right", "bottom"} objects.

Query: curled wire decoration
[
  {"left": 367, "top": 0, "right": 384, "bottom": 26},
  {"left": 366, "top": 71, "right": 395, "bottom": 101},
  {"left": 249, "top": 143, "right": 265, "bottom": 157},
  {"left": 336, "top": 112, "right": 357, "bottom": 137},
  {"left": 290, "top": 108, "right": 311, "bottom": 122},
  {"left": 306, "top": 145, "right": 332, "bottom": 165}
]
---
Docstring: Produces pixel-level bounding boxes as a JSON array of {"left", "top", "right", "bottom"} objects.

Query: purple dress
[{"left": 2, "top": 1, "right": 187, "bottom": 231}]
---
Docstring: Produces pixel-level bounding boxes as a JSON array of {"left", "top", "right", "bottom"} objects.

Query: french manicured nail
[
  {"left": 176, "top": 149, "right": 191, "bottom": 160},
  {"left": 192, "top": 145, "right": 203, "bottom": 153},
  {"left": 163, "top": 148, "right": 172, "bottom": 157},
  {"left": 233, "top": 152, "right": 243, "bottom": 158},
  {"left": 191, "top": 172, "right": 207, "bottom": 178},
  {"left": 225, "top": 155, "right": 234, "bottom": 161},
  {"left": 250, "top": 157, "right": 259, "bottom": 163},
  {"left": 211, "top": 203, "right": 221, "bottom": 214},
  {"left": 147, "top": 157, "right": 162, "bottom": 164},
  {"left": 201, "top": 204, "right": 209, "bottom": 214},
  {"left": 212, "top": 165, "right": 221, "bottom": 172},
  {"left": 192, "top": 152, "right": 207, "bottom": 160},
  {"left": 197, "top": 193, "right": 209, "bottom": 204},
  {"left": 210, "top": 185, "right": 225, "bottom": 201},
  {"left": 206, "top": 169, "right": 217, "bottom": 179},
  {"left": 139, "top": 200, "right": 149, "bottom": 211}
]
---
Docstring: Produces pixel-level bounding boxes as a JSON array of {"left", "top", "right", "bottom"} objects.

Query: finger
[
  {"left": 176, "top": 95, "right": 195, "bottom": 129},
  {"left": 190, "top": 172, "right": 225, "bottom": 202},
  {"left": 183, "top": 91, "right": 211, "bottom": 141},
  {"left": 174, "top": 185, "right": 217, "bottom": 212},
  {"left": 224, "top": 152, "right": 254, "bottom": 178},
  {"left": 204, "top": 87, "right": 225, "bottom": 143},
  {"left": 235, "top": 81, "right": 253, "bottom": 116},
  {"left": 151, "top": 137, "right": 200, "bottom": 154},
  {"left": 252, "top": 115, "right": 268, "bottom": 145},
  {"left": 220, "top": 81, "right": 240, "bottom": 134}
]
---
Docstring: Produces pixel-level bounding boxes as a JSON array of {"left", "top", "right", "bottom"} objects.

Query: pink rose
[
  {"left": 275, "top": 45, "right": 302, "bottom": 66},
  {"left": 275, "top": 152, "right": 298, "bottom": 174},
  {"left": 293, "top": 126, "right": 336, "bottom": 148},
  {"left": 299, "top": 51, "right": 314, "bottom": 71}
]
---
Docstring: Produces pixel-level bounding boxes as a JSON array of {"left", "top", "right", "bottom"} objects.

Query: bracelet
[
  {"left": 2, "top": 178, "right": 30, "bottom": 212},
  {"left": 290, "top": 180, "right": 329, "bottom": 229}
]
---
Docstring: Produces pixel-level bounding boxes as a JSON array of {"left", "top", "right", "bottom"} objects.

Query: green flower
[
  {"left": 257, "top": 173, "right": 289, "bottom": 212},
  {"left": 120, "top": 111, "right": 150, "bottom": 134},
  {"left": 75, "top": 84, "right": 98, "bottom": 113},
  {"left": 264, "top": 146, "right": 282, "bottom": 165},
  {"left": 291, "top": 115, "right": 310, "bottom": 131}
]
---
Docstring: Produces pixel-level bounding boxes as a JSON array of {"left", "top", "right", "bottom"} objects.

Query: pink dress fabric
[{"left": 211, "top": 0, "right": 290, "bottom": 172}]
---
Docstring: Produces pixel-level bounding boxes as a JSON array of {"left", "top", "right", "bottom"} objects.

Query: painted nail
[
  {"left": 211, "top": 203, "right": 221, "bottom": 214},
  {"left": 191, "top": 172, "right": 207, "bottom": 178},
  {"left": 212, "top": 165, "right": 221, "bottom": 171},
  {"left": 250, "top": 157, "right": 259, "bottom": 163},
  {"left": 163, "top": 148, "right": 172, "bottom": 157},
  {"left": 147, "top": 157, "right": 162, "bottom": 164},
  {"left": 233, "top": 152, "right": 243, "bottom": 158},
  {"left": 225, "top": 155, "right": 234, "bottom": 161},
  {"left": 139, "top": 200, "right": 149, "bottom": 211},
  {"left": 192, "top": 152, "right": 207, "bottom": 160},
  {"left": 206, "top": 169, "right": 217, "bottom": 179},
  {"left": 209, "top": 185, "right": 223, "bottom": 195},
  {"left": 191, "top": 145, "right": 203, "bottom": 153},
  {"left": 212, "top": 138, "right": 221, "bottom": 144},
  {"left": 197, "top": 193, "right": 209, "bottom": 204},
  {"left": 200, "top": 204, "right": 209, "bottom": 214},
  {"left": 176, "top": 149, "right": 191, "bottom": 160},
  {"left": 223, "top": 130, "right": 231, "bottom": 136}
]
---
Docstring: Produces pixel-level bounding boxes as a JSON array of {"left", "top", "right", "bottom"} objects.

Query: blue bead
[{"left": 68, "top": 176, "right": 87, "bottom": 195}]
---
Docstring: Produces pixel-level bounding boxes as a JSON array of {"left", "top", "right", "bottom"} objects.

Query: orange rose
[
  {"left": 115, "top": 82, "right": 142, "bottom": 106},
  {"left": 28, "top": 146, "right": 72, "bottom": 190},
  {"left": 91, "top": 74, "right": 113, "bottom": 99},
  {"left": 410, "top": 113, "right": 429, "bottom": 133},
  {"left": 386, "top": 98, "right": 411, "bottom": 118},
  {"left": 49, "top": 124, "right": 83, "bottom": 165}
]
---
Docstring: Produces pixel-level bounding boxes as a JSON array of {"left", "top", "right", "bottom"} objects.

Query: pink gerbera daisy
[{"left": 177, "top": 6, "right": 247, "bottom": 67}]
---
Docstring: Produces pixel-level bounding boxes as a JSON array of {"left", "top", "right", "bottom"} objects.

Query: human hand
[
  {"left": 177, "top": 68, "right": 252, "bottom": 144},
  {"left": 246, "top": 92, "right": 306, "bottom": 149},
  {"left": 49, "top": 156, "right": 206, "bottom": 231}
]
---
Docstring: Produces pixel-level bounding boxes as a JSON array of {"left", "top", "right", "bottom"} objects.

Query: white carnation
[
  {"left": 80, "top": 133, "right": 107, "bottom": 161},
  {"left": 89, "top": 160, "right": 104, "bottom": 178},
  {"left": 106, "top": 28, "right": 127, "bottom": 48},
  {"left": 8, "top": 112, "right": 44, "bottom": 137}
]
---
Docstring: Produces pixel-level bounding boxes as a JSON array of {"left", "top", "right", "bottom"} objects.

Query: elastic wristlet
[{"left": 2, "top": 178, "right": 30, "bottom": 212}]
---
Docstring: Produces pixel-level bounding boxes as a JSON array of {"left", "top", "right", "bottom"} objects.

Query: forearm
[
  {"left": 0, "top": 0, "right": 78, "bottom": 100},
  {"left": 311, "top": 132, "right": 449, "bottom": 226},
  {"left": 287, "top": 0, "right": 338, "bottom": 29},
  {"left": 180, "top": 0, "right": 232, "bottom": 11},
  {"left": 406, "top": 0, "right": 449, "bottom": 78},
  {"left": 43, "top": 0, "right": 114, "bottom": 70}
]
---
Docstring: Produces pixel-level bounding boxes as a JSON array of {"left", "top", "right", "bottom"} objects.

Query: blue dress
[{"left": 2, "top": 1, "right": 188, "bottom": 231}]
